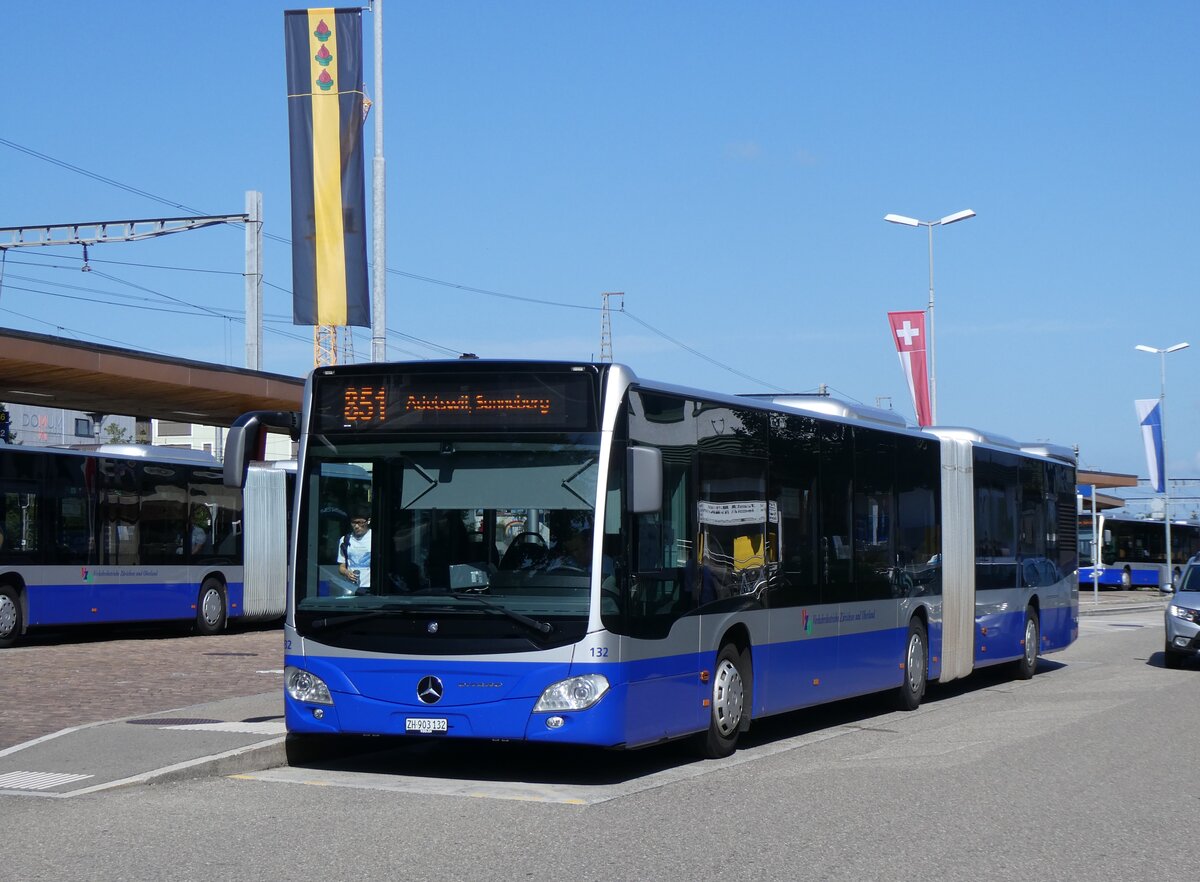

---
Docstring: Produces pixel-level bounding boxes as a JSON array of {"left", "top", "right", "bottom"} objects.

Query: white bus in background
[
  {"left": 1079, "top": 510, "right": 1200, "bottom": 591},
  {"left": 0, "top": 444, "right": 290, "bottom": 647}
]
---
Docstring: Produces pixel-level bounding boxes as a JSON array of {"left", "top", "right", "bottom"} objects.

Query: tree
[{"left": 102, "top": 422, "right": 131, "bottom": 444}]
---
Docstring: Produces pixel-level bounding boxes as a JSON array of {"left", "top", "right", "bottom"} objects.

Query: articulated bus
[
  {"left": 1078, "top": 511, "right": 1200, "bottom": 591},
  {"left": 0, "top": 443, "right": 289, "bottom": 648},
  {"left": 225, "top": 360, "right": 1078, "bottom": 759}
]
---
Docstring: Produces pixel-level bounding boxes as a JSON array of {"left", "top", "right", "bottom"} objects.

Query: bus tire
[
  {"left": 195, "top": 578, "right": 226, "bottom": 635},
  {"left": 1015, "top": 608, "right": 1039, "bottom": 680},
  {"left": 1120, "top": 567, "right": 1131, "bottom": 589},
  {"left": 0, "top": 585, "right": 22, "bottom": 648},
  {"left": 895, "top": 618, "right": 927, "bottom": 711},
  {"left": 695, "top": 643, "right": 748, "bottom": 759}
]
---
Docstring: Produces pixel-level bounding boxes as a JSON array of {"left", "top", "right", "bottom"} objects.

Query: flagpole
[
  {"left": 370, "top": 0, "right": 387, "bottom": 363},
  {"left": 926, "top": 222, "right": 935, "bottom": 424},
  {"left": 1162, "top": 352, "right": 1171, "bottom": 592}
]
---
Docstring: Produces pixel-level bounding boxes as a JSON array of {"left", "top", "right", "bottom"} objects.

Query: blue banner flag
[
  {"left": 284, "top": 8, "right": 370, "bottom": 327},
  {"left": 1135, "top": 398, "right": 1164, "bottom": 493}
]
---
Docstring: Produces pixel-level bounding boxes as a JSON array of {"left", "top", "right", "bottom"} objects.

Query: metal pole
[
  {"left": 926, "top": 222, "right": 936, "bottom": 424},
  {"left": 370, "top": 0, "right": 387, "bottom": 363},
  {"left": 1091, "top": 485, "right": 1099, "bottom": 605},
  {"left": 1161, "top": 351, "right": 1173, "bottom": 591},
  {"left": 244, "top": 190, "right": 263, "bottom": 371}
]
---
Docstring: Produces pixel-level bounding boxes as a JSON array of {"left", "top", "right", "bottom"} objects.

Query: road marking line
[{"left": 0, "top": 770, "right": 94, "bottom": 791}]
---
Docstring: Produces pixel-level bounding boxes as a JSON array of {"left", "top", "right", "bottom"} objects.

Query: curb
[
  {"left": 1079, "top": 602, "right": 1167, "bottom": 616},
  {"left": 69, "top": 737, "right": 288, "bottom": 797}
]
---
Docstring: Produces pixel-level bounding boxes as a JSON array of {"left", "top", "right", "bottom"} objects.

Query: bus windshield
[{"left": 294, "top": 437, "right": 603, "bottom": 650}]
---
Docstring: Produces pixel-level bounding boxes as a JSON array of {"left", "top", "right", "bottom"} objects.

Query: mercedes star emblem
[{"left": 417, "top": 675, "right": 444, "bottom": 704}]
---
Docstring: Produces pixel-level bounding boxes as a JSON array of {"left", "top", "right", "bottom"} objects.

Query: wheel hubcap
[
  {"left": 201, "top": 588, "right": 222, "bottom": 626},
  {"left": 906, "top": 634, "right": 925, "bottom": 692},
  {"left": 712, "top": 658, "right": 744, "bottom": 737},
  {"left": 0, "top": 595, "right": 16, "bottom": 637},
  {"left": 1025, "top": 620, "right": 1037, "bottom": 666}
]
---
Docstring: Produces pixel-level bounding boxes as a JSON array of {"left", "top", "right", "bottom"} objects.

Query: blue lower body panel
[
  {"left": 25, "top": 576, "right": 242, "bottom": 628},
  {"left": 1078, "top": 566, "right": 1160, "bottom": 588},
  {"left": 286, "top": 653, "right": 635, "bottom": 748}
]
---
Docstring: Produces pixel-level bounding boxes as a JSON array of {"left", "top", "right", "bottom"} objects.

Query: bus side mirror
[
  {"left": 224, "top": 411, "right": 300, "bottom": 489},
  {"left": 627, "top": 446, "right": 662, "bottom": 514}
]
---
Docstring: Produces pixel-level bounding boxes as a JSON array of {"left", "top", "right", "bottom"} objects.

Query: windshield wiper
[
  {"left": 307, "top": 598, "right": 553, "bottom": 637},
  {"left": 308, "top": 607, "right": 414, "bottom": 631},
  {"left": 450, "top": 593, "right": 553, "bottom": 635},
  {"left": 560, "top": 457, "right": 597, "bottom": 507}
]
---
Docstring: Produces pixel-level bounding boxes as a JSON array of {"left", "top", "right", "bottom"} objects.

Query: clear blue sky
[{"left": 3, "top": 2, "right": 1198, "bottom": 480}]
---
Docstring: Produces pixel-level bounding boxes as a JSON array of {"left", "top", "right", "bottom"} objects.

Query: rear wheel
[
  {"left": 1014, "top": 608, "right": 1039, "bottom": 680},
  {"left": 0, "top": 585, "right": 22, "bottom": 648},
  {"left": 695, "top": 643, "right": 748, "bottom": 758},
  {"left": 894, "top": 618, "right": 927, "bottom": 711},
  {"left": 195, "top": 578, "right": 226, "bottom": 635}
]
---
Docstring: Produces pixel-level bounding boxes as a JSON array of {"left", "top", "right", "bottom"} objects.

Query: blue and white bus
[
  {"left": 1078, "top": 511, "right": 1200, "bottom": 591},
  {"left": 0, "top": 443, "right": 289, "bottom": 647},
  {"left": 225, "top": 360, "right": 1078, "bottom": 759}
]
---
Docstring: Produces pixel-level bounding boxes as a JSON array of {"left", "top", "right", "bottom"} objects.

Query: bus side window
[{"left": 1, "top": 489, "right": 41, "bottom": 556}]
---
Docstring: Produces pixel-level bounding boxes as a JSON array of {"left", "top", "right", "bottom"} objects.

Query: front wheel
[
  {"left": 894, "top": 618, "right": 927, "bottom": 711},
  {"left": 195, "top": 578, "right": 227, "bottom": 635},
  {"left": 695, "top": 643, "right": 748, "bottom": 759},
  {"left": 1164, "top": 645, "right": 1184, "bottom": 669},
  {"left": 0, "top": 585, "right": 22, "bottom": 648},
  {"left": 1014, "top": 609, "right": 1040, "bottom": 680},
  {"left": 1166, "top": 568, "right": 1181, "bottom": 593}
]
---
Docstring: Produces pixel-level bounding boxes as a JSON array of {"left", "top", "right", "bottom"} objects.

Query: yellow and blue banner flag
[{"left": 284, "top": 8, "right": 369, "bottom": 327}]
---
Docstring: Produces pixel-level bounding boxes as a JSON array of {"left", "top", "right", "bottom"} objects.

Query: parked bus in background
[
  {"left": 0, "top": 444, "right": 289, "bottom": 647},
  {"left": 1078, "top": 510, "right": 1200, "bottom": 592},
  {"left": 225, "top": 360, "right": 1078, "bottom": 760}
]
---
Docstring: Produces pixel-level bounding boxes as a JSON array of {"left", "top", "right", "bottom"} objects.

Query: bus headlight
[
  {"left": 286, "top": 666, "right": 333, "bottom": 705},
  {"left": 533, "top": 674, "right": 610, "bottom": 712}
]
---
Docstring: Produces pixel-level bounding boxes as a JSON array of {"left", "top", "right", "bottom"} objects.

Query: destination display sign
[{"left": 313, "top": 371, "right": 597, "bottom": 433}]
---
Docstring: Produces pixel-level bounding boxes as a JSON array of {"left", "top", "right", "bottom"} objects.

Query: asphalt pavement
[{"left": 0, "top": 587, "right": 1171, "bottom": 799}]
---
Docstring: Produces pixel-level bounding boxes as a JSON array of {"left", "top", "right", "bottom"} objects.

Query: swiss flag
[{"left": 887, "top": 311, "right": 932, "bottom": 427}]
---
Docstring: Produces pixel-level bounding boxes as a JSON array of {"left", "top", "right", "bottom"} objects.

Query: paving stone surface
[{"left": 0, "top": 623, "right": 283, "bottom": 749}]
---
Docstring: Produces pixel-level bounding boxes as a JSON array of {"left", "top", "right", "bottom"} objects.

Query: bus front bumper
[{"left": 283, "top": 654, "right": 629, "bottom": 748}]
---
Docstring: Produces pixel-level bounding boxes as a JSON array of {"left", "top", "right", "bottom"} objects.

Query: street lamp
[
  {"left": 1135, "top": 341, "right": 1189, "bottom": 590},
  {"left": 884, "top": 208, "right": 975, "bottom": 424}
]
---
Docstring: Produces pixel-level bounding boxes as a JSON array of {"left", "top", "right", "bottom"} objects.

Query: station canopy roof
[
  {"left": 0, "top": 327, "right": 304, "bottom": 427},
  {"left": 1078, "top": 469, "right": 1140, "bottom": 511}
]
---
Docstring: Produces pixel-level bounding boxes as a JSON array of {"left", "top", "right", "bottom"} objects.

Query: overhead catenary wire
[
  {"left": 2, "top": 137, "right": 790, "bottom": 390},
  {"left": 0, "top": 303, "right": 180, "bottom": 356}
]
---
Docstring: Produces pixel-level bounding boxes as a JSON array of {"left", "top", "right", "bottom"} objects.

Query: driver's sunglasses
[{"left": 351, "top": 519, "right": 369, "bottom": 526}]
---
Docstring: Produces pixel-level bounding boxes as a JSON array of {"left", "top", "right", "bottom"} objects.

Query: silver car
[{"left": 1165, "top": 563, "right": 1200, "bottom": 668}]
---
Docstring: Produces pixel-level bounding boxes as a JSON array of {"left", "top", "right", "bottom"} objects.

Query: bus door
[
  {"left": 621, "top": 389, "right": 707, "bottom": 746},
  {"left": 624, "top": 451, "right": 703, "bottom": 746}
]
